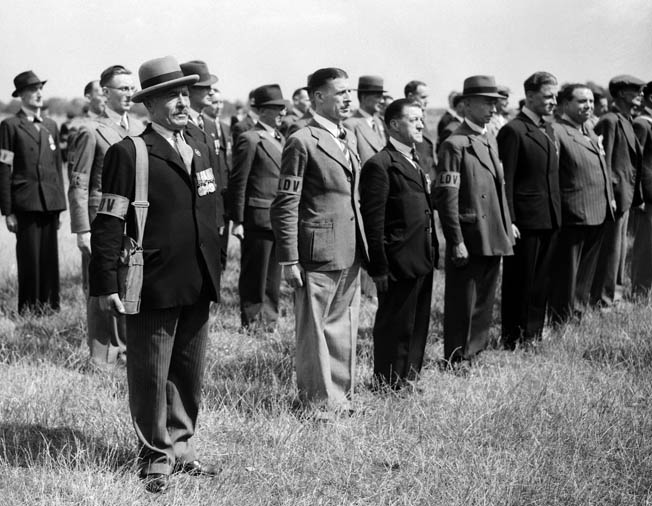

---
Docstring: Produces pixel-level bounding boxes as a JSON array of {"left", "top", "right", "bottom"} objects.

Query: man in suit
[
  {"left": 360, "top": 98, "right": 438, "bottom": 388},
  {"left": 69, "top": 65, "right": 143, "bottom": 365},
  {"left": 271, "top": 67, "right": 368, "bottom": 416},
  {"left": 231, "top": 90, "right": 258, "bottom": 143},
  {"left": 344, "top": 76, "right": 387, "bottom": 165},
  {"left": 202, "top": 86, "right": 233, "bottom": 271},
  {"left": 280, "top": 87, "right": 311, "bottom": 137},
  {"left": 497, "top": 71, "right": 561, "bottom": 349},
  {"left": 437, "top": 93, "right": 464, "bottom": 152},
  {"left": 228, "top": 84, "right": 286, "bottom": 330},
  {"left": 631, "top": 82, "right": 652, "bottom": 297},
  {"left": 487, "top": 85, "right": 511, "bottom": 137},
  {"left": 549, "top": 84, "right": 615, "bottom": 323},
  {"left": 591, "top": 75, "right": 645, "bottom": 306},
  {"left": 90, "top": 56, "right": 222, "bottom": 493},
  {"left": 0, "top": 71, "right": 66, "bottom": 313},
  {"left": 437, "top": 91, "right": 461, "bottom": 140},
  {"left": 434, "top": 75, "right": 514, "bottom": 365},
  {"left": 405, "top": 80, "right": 436, "bottom": 179}
]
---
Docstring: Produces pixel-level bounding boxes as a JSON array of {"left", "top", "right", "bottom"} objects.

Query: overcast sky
[{"left": 1, "top": 0, "right": 651, "bottom": 107}]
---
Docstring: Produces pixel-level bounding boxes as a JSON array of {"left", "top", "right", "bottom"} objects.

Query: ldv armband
[
  {"left": 278, "top": 175, "right": 302, "bottom": 194},
  {"left": 0, "top": 149, "right": 14, "bottom": 165},
  {"left": 97, "top": 193, "right": 130, "bottom": 219},
  {"left": 435, "top": 172, "right": 460, "bottom": 189}
]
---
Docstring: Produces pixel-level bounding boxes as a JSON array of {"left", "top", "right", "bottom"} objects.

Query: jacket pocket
[{"left": 299, "top": 220, "right": 334, "bottom": 263}]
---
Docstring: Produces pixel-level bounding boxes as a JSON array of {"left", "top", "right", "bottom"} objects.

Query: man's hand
[
  {"left": 451, "top": 242, "right": 469, "bottom": 267},
  {"left": 99, "top": 293, "right": 125, "bottom": 316},
  {"left": 232, "top": 222, "right": 244, "bottom": 240},
  {"left": 282, "top": 264, "right": 304, "bottom": 289},
  {"left": 512, "top": 223, "right": 521, "bottom": 240},
  {"left": 5, "top": 214, "right": 17, "bottom": 233},
  {"left": 373, "top": 274, "right": 389, "bottom": 293},
  {"left": 77, "top": 232, "right": 91, "bottom": 256}
]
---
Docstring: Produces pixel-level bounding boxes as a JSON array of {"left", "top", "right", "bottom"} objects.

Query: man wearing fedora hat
[
  {"left": 0, "top": 70, "right": 66, "bottom": 313},
  {"left": 228, "top": 84, "right": 287, "bottom": 330},
  {"left": 344, "top": 75, "right": 387, "bottom": 165},
  {"left": 591, "top": 75, "right": 645, "bottom": 307},
  {"left": 68, "top": 64, "right": 143, "bottom": 366},
  {"left": 90, "top": 56, "right": 222, "bottom": 493},
  {"left": 497, "top": 71, "right": 561, "bottom": 349},
  {"left": 434, "top": 75, "right": 514, "bottom": 365},
  {"left": 180, "top": 60, "right": 226, "bottom": 233},
  {"left": 271, "top": 67, "right": 369, "bottom": 416}
]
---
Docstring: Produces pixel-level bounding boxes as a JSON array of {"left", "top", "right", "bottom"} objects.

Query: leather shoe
[
  {"left": 176, "top": 459, "right": 221, "bottom": 477},
  {"left": 142, "top": 473, "right": 170, "bottom": 493}
]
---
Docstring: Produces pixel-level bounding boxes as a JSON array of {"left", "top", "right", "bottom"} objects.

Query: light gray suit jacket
[{"left": 344, "top": 110, "right": 385, "bottom": 164}]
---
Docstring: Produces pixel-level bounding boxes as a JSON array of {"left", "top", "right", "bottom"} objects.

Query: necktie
[
  {"left": 337, "top": 126, "right": 352, "bottom": 165},
  {"left": 197, "top": 114, "right": 204, "bottom": 131},
  {"left": 411, "top": 147, "right": 420, "bottom": 164},
  {"left": 33, "top": 115, "right": 42, "bottom": 131},
  {"left": 120, "top": 114, "right": 129, "bottom": 131},
  {"left": 174, "top": 131, "right": 193, "bottom": 173},
  {"left": 274, "top": 129, "right": 282, "bottom": 142}
]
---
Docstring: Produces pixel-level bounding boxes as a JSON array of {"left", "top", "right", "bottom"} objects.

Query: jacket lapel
[
  {"left": 618, "top": 113, "right": 638, "bottom": 155},
  {"left": 468, "top": 133, "right": 496, "bottom": 175},
  {"left": 355, "top": 112, "right": 384, "bottom": 151},
  {"left": 257, "top": 129, "right": 282, "bottom": 169},
  {"left": 387, "top": 144, "right": 424, "bottom": 188},
  {"left": 96, "top": 116, "right": 127, "bottom": 145},
  {"left": 17, "top": 112, "right": 40, "bottom": 144},
  {"left": 145, "top": 127, "right": 189, "bottom": 180},
  {"left": 562, "top": 120, "right": 599, "bottom": 154},
  {"left": 310, "top": 121, "right": 352, "bottom": 173}
]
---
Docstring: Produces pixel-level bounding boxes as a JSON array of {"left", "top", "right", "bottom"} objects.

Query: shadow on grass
[{"left": 0, "top": 423, "right": 133, "bottom": 470}]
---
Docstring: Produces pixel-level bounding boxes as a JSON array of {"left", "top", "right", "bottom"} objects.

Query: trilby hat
[
  {"left": 461, "top": 75, "right": 504, "bottom": 99},
  {"left": 252, "top": 84, "right": 286, "bottom": 107},
  {"left": 12, "top": 70, "right": 47, "bottom": 97},
  {"left": 357, "top": 75, "right": 386, "bottom": 94},
  {"left": 131, "top": 56, "right": 199, "bottom": 103},
  {"left": 180, "top": 60, "right": 218, "bottom": 87}
]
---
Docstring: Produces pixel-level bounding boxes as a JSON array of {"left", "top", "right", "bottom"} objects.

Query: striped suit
[{"left": 549, "top": 118, "right": 614, "bottom": 322}]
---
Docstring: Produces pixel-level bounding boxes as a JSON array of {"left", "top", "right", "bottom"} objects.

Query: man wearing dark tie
[
  {"left": 549, "top": 84, "right": 615, "bottom": 323},
  {"left": 344, "top": 75, "right": 387, "bottom": 165},
  {"left": 591, "top": 75, "right": 644, "bottom": 306},
  {"left": 228, "top": 84, "right": 287, "bottom": 330},
  {"left": 497, "top": 71, "right": 561, "bottom": 349},
  {"left": 434, "top": 75, "right": 514, "bottom": 365},
  {"left": 405, "top": 80, "right": 437, "bottom": 179},
  {"left": 271, "top": 68, "right": 369, "bottom": 417},
  {"left": 360, "top": 98, "right": 438, "bottom": 388},
  {"left": 0, "top": 71, "right": 66, "bottom": 313},
  {"left": 631, "top": 81, "right": 652, "bottom": 297}
]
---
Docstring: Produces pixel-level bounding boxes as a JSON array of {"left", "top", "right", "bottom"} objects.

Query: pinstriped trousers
[
  {"left": 294, "top": 262, "right": 361, "bottom": 409},
  {"left": 126, "top": 298, "right": 210, "bottom": 476}
]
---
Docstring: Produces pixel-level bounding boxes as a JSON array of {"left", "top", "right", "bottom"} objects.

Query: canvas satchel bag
[{"left": 117, "top": 136, "right": 148, "bottom": 314}]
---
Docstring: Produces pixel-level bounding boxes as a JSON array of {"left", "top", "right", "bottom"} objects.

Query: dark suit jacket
[
  {"left": 634, "top": 109, "right": 652, "bottom": 203},
  {"left": 595, "top": 106, "right": 642, "bottom": 212},
  {"left": 415, "top": 129, "right": 437, "bottom": 181},
  {"left": 497, "top": 111, "right": 561, "bottom": 230},
  {"left": 360, "top": 143, "right": 438, "bottom": 279},
  {"left": 89, "top": 125, "right": 222, "bottom": 309},
  {"left": 271, "top": 119, "right": 369, "bottom": 271},
  {"left": 0, "top": 110, "right": 66, "bottom": 215},
  {"left": 553, "top": 118, "right": 614, "bottom": 226},
  {"left": 434, "top": 122, "right": 514, "bottom": 256},
  {"left": 437, "top": 110, "right": 457, "bottom": 140},
  {"left": 232, "top": 114, "right": 256, "bottom": 144},
  {"left": 343, "top": 110, "right": 385, "bottom": 164},
  {"left": 228, "top": 123, "right": 283, "bottom": 231}
]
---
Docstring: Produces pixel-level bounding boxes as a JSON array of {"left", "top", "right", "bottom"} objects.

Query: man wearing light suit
[
  {"left": 271, "top": 67, "right": 369, "bottom": 416},
  {"left": 344, "top": 75, "right": 387, "bottom": 165},
  {"left": 434, "top": 75, "right": 514, "bottom": 365},
  {"left": 498, "top": 71, "right": 561, "bottom": 349},
  {"left": 591, "top": 75, "right": 644, "bottom": 306},
  {"left": 228, "top": 84, "right": 286, "bottom": 329},
  {"left": 69, "top": 65, "right": 143, "bottom": 365},
  {"left": 91, "top": 56, "right": 222, "bottom": 492},
  {"left": 549, "top": 84, "right": 615, "bottom": 323}
]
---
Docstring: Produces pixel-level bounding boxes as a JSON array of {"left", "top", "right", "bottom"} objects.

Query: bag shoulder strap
[{"left": 129, "top": 136, "right": 149, "bottom": 246}]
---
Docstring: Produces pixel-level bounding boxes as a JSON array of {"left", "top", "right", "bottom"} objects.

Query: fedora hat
[
  {"left": 180, "top": 60, "right": 218, "bottom": 87},
  {"left": 12, "top": 70, "right": 46, "bottom": 97},
  {"left": 357, "top": 75, "right": 386, "bottom": 94},
  {"left": 131, "top": 56, "right": 199, "bottom": 103},
  {"left": 252, "top": 84, "right": 286, "bottom": 107},
  {"left": 461, "top": 75, "right": 503, "bottom": 99}
]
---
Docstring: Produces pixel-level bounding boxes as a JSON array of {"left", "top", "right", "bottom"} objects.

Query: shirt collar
[
  {"left": 151, "top": 121, "right": 183, "bottom": 144},
  {"left": 522, "top": 106, "right": 543, "bottom": 126},
  {"left": 358, "top": 108, "right": 376, "bottom": 128},
  {"left": 187, "top": 108, "right": 200, "bottom": 125},
  {"left": 389, "top": 136, "right": 413, "bottom": 157},
  {"left": 312, "top": 112, "right": 341, "bottom": 139},
  {"left": 21, "top": 106, "right": 40, "bottom": 122},
  {"left": 105, "top": 107, "right": 126, "bottom": 127},
  {"left": 464, "top": 118, "right": 487, "bottom": 135},
  {"left": 257, "top": 120, "right": 275, "bottom": 135}
]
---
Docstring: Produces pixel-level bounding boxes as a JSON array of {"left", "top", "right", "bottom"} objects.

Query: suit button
[
  {"left": 350, "top": 216, "right": 354, "bottom": 221},
  {"left": 346, "top": 176, "right": 351, "bottom": 182},
  {"left": 482, "top": 215, "right": 486, "bottom": 219},
  {"left": 481, "top": 194, "right": 486, "bottom": 199}
]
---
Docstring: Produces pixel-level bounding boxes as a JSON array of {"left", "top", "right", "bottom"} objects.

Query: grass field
[{"left": 1, "top": 199, "right": 652, "bottom": 504}]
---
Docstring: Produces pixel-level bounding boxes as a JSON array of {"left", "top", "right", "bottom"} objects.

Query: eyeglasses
[{"left": 105, "top": 86, "right": 137, "bottom": 93}]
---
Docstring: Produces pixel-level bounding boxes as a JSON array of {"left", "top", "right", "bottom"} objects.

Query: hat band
[
  {"left": 141, "top": 70, "right": 185, "bottom": 90},
  {"left": 464, "top": 86, "right": 499, "bottom": 95}
]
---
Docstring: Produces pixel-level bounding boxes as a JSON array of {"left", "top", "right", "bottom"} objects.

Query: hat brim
[
  {"left": 355, "top": 88, "right": 387, "bottom": 94},
  {"left": 256, "top": 99, "right": 288, "bottom": 107},
  {"left": 461, "top": 92, "right": 504, "bottom": 99},
  {"left": 194, "top": 74, "right": 218, "bottom": 87},
  {"left": 12, "top": 79, "right": 47, "bottom": 97},
  {"left": 132, "top": 75, "right": 200, "bottom": 103}
]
